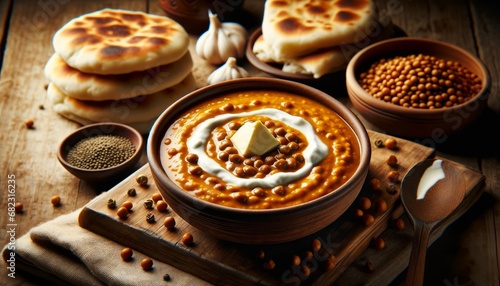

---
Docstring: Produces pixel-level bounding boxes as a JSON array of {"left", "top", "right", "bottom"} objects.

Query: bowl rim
[
  {"left": 346, "top": 36, "right": 491, "bottom": 118},
  {"left": 58, "top": 122, "right": 143, "bottom": 173},
  {"left": 147, "top": 77, "right": 371, "bottom": 216}
]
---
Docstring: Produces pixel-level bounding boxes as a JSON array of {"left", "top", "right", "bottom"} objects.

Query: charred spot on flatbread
[
  {"left": 335, "top": 11, "right": 360, "bottom": 23},
  {"left": 277, "top": 18, "right": 314, "bottom": 34},
  {"left": 98, "top": 25, "right": 131, "bottom": 37}
]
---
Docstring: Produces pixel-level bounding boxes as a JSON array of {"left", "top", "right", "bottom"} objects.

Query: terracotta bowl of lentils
[
  {"left": 147, "top": 77, "right": 371, "bottom": 244},
  {"left": 58, "top": 122, "right": 143, "bottom": 182},
  {"left": 346, "top": 37, "right": 491, "bottom": 138}
]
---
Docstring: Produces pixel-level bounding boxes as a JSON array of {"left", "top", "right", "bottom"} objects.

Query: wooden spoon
[{"left": 400, "top": 158, "right": 465, "bottom": 286}]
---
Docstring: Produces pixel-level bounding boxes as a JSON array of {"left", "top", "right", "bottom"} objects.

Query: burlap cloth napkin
[{"left": 1, "top": 192, "right": 211, "bottom": 286}]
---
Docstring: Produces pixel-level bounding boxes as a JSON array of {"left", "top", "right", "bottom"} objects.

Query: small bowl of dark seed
[{"left": 57, "top": 122, "right": 144, "bottom": 182}]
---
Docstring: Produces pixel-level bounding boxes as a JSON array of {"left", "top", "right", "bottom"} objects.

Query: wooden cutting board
[{"left": 78, "top": 130, "right": 485, "bottom": 285}]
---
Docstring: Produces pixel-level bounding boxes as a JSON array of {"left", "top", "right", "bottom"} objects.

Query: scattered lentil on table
[
  {"left": 151, "top": 193, "right": 163, "bottom": 202},
  {"left": 120, "top": 247, "right": 133, "bottom": 261},
  {"left": 384, "top": 138, "right": 398, "bottom": 150},
  {"left": 387, "top": 170, "right": 400, "bottom": 182},
  {"left": 263, "top": 259, "right": 275, "bottom": 270},
  {"left": 311, "top": 239, "right": 321, "bottom": 252},
  {"left": 325, "top": 255, "right": 336, "bottom": 271},
  {"left": 181, "top": 232, "right": 194, "bottom": 246},
  {"left": 363, "top": 214, "right": 375, "bottom": 226},
  {"left": 368, "top": 178, "right": 382, "bottom": 191},
  {"left": 353, "top": 208, "right": 364, "bottom": 218},
  {"left": 291, "top": 255, "right": 301, "bottom": 266},
  {"left": 141, "top": 258, "right": 153, "bottom": 271},
  {"left": 66, "top": 134, "right": 136, "bottom": 170},
  {"left": 301, "top": 265, "right": 311, "bottom": 277},
  {"left": 386, "top": 155, "right": 398, "bottom": 167},
  {"left": 116, "top": 207, "right": 129, "bottom": 219},
  {"left": 393, "top": 218, "right": 405, "bottom": 230},
  {"left": 374, "top": 237, "right": 385, "bottom": 250},
  {"left": 24, "top": 118, "right": 34, "bottom": 129},
  {"left": 358, "top": 197, "right": 372, "bottom": 210},
  {"left": 156, "top": 200, "right": 168, "bottom": 212},
  {"left": 51, "top": 195, "right": 61, "bottom": 206},
  {"left": 121, "top": 201, "right": 133, "bottom": 211},
  {"left": 163, "top": 216, "right": 176, "bottom": 230},
  {"left": 373, "top": 198, "right": 388, "bottom": 213},
  {"left": 14, "top": 202, "right": 23, "bottom": 213}
]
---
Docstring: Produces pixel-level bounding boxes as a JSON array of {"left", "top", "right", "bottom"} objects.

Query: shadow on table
[{"left": 398, "top": 108, "right": 500, "bottom": 158}]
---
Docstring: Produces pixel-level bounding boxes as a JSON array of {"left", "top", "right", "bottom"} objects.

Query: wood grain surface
[{"left": 0, "top": 0, "right": 499, "bottom": 285}]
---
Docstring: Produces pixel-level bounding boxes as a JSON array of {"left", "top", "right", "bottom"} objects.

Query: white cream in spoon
[{"left": 416, "top": 159, "right": 445, "bottom": 200}]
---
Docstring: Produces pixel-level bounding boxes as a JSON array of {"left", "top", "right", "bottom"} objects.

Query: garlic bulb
[
  {"left": 196, "top": 11, "right": 247, "bottom": 65},
  {"left": 207, "top": 57, "right": 249, "bottom": 85}
]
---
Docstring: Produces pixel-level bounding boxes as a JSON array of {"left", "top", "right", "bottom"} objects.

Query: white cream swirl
[{"left": 187, "top": 108, "right": 328, "bottom": 188}]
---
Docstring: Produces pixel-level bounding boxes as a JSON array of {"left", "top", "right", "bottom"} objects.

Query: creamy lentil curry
[{"left": 161, "top": 90, "right": 360, "bottom": 209}]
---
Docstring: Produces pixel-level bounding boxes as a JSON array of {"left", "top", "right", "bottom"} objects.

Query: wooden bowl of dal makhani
[{"left": 147, "top": 78, "right": 371, "bottom": 244}]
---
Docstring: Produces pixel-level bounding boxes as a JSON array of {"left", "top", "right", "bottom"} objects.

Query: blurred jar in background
[{"left": 159, "top": 0, "right": 245, "bottom": 35}]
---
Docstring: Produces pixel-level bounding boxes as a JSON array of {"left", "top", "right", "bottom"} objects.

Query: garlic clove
[
  {"left": 195, "top": 11, "right": 247, "bottom": 65},
  {"left": 207, "top": 57, "right": 249, "bottom": 85}
]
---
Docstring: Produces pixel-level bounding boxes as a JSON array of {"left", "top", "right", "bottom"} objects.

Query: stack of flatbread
[
  {"left": 45, "top": 9, "right": 197, "bottom": 133},
  {"left": 253, "top": 0, "right": 377, "bottom": 79}
]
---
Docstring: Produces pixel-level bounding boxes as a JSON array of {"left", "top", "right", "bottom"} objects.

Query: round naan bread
[
  {"left": 262, "top": 0, "right": 376, "bottom": 59},
  {"left": 47, "top": 74, "right": 197, "bottom": 133},
  {"left": 52, "top": 9, "right": 189, "bottom": 75},
  {"left": 44, "top": 52, "right": 193, "bottom": 101}
]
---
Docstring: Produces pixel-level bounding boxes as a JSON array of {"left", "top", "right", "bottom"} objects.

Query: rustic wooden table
[{"left": 0, "top": 0, "right": 499, "bottom": 285}]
